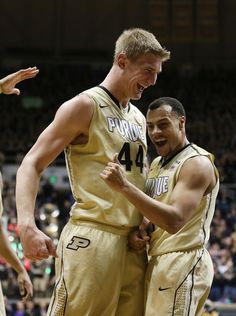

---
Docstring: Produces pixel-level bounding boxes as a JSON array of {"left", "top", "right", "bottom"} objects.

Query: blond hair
[{"left": 114, "top": 28, "right": 170, "bottom": 62}]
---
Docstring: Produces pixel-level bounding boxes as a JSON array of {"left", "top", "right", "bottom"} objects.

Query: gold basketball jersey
[
  {"left": 65, "top": 86, "right": 147, "bottom": 228},
  {"left": 146, "top": 144, "right": 219, "bottom": 256}
]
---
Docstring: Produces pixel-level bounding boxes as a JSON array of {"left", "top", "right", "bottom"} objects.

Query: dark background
[
  {"left": 0, "top": 0, "right": 236, "bottom": 166},
  {"left": 0, "top": 0, "right": 235, "bottom": 67}
]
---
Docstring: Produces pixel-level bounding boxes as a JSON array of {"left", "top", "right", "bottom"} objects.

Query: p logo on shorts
[{"left": 66, "top": 236, "right": 90, "bottom": 251}]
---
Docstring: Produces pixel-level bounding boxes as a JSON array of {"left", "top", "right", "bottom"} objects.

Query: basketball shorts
[
  {"left": 144, "top": 248, "right": 213, "bottom": 316},
  {"left": 47, "top": 220, "right": 147, "bottom": 316}
]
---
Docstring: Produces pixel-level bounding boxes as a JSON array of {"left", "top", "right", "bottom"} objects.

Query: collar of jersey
[
  {"left": 97, "top": 85, "right": 130, "bottom": 113},
  {"left": 160, "top": 143, "right": 192, "bottom": 168}
]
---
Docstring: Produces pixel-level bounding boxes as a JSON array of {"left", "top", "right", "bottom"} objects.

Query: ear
[
  {"left": 117, "top": 53, "right": 127, "bottom": 69},
  {"left": 179, "top": 116, "right": 185, "bottom": 129}
]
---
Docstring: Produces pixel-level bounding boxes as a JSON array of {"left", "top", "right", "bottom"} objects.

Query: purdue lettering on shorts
[{"left": 66, "top": 236, "right": 90, "bottom": 251}]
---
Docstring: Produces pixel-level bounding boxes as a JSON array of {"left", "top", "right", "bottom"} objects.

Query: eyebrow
[
  {"left": 147, "top": 117, "right": 169, "bottom": 124},
  {"left": 146, "top": 66, "right": 162, "bottom": 74}
]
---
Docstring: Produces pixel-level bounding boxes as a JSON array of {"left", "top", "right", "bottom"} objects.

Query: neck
[
  {"left": 164, "top": 138, "right": 190, "bottom": 162},
  {"left": 100, "top": 66, "right": 129, "bottom": 107}
]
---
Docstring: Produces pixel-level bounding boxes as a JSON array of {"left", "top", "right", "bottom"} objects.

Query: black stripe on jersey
[
  {"left": 202, "top": 192, "right": 212, "bottom": 243},
  {"left": 97, "top": 85, "right": 130, "bottom": 112},
  {"left": 172, "top": 249, "right": 204, "bottom": 316},
  {"left": 187, "top": 266, "right": 195, "bottom": 316},
  {"left": 48, "top": 243, "right": 68, "bottom": 316},
  {"left": 189, "top": 144, "right": 214, "bottom": 244},
  {"left": 189, "top": 143, "right": 201, "bottom": 155},
  {"left": 161, "top": 143, "right": 191, "bottom": 168}
]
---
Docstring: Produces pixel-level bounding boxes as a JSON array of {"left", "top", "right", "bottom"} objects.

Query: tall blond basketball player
[
  {"left": 101, "top": 97, "right": 219, "bottom": 316},
  {"left": 16, "top": 29, "right": 170, "bottom": 315},
  {"left": 48, "top": 86, "right": 148, "bottom": 316}
]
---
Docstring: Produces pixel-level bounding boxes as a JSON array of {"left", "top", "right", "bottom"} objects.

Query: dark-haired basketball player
[{"left": 101, "top": 97, "right": 219, "bottom": 316}]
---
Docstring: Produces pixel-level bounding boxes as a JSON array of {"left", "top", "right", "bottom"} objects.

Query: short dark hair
[{"left": 148, "top": 97, "right": 186, "bottom": 117}]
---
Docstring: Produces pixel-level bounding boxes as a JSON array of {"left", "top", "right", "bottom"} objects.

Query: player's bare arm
[
  {"left": 16, "top": 94, "right": 94, "bottom": 260},
  {"left": 165, "top": 155, "right": 217, "bottom": 232},
  {"left": 101, "top": 155, "right": 217, "bottom": 234}
]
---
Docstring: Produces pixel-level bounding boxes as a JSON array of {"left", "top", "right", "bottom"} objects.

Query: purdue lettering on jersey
[
  {"left": 65, "top": 86, "right": 147, "bottom": 228},
  {"left": 107, "top": 117, "right": 144, "bottom": 142},
  {"left": 66, "top": 236, "right": 90, "bottom": 251},
  {"left": 146, "top": 176, "right": 169, "bottom": 198}
]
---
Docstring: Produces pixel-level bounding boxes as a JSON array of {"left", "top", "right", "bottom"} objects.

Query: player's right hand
[{"left": 19, "top": 225, "right": 57, "bottom": 261}]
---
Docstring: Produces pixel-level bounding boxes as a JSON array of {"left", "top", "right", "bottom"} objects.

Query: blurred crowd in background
[{"left": 0, "top": 63, "right": 235, "bottom": 315}]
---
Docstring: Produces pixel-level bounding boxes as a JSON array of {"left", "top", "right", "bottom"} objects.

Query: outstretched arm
[
  {"left": 0, "top": 224, "right": 33, "bottom": 302},
  {"left": 0, "top": 67, "right": 39, "bottom": 95}
]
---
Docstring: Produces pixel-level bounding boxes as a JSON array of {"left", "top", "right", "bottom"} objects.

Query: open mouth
[
  {"left": 137, "top": 83, "right": 145, "bottom": 92},
  {"left": 155, "top": 140, "right": 167, "bottom": 147}
]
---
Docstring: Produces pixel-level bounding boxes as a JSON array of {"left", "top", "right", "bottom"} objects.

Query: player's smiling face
[
  {"left": 147, "top": 105, "right": 186, "bottom": 160},
  {"left": 122, "top": 53, "right": 162, "bottom": 100}
]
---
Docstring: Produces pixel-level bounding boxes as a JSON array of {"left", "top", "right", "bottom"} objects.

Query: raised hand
[{"left": 0, "top": 67, "right": 39, "bottom": 95}]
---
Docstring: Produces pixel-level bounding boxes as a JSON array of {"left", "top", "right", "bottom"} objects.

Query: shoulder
[
  {"left": 61, "top": 93, "right": 94, "bottom": 110},
  {"left": 178, "top": 143, "right": 217, "bottom": 179},
  {"left": 45, "top": 93, "right": 95, "bottom": 137},
  {"left": 55, "top": 93, "right": 94, "bottom": 121},
  {"left": 179, "top": 155, "right": 217, "bottom": 188},
  {"left": 182, "top": 155, "right": 214, "bottom": 176},
  {"left": 189, "top": 144, "right": 213, "bottom": 157}
]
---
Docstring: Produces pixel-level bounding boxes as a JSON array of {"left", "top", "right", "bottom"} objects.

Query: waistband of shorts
[
  {"left": 151, "top": 245, "right": 205, "bottom": 257},
  {"left": 69, "top": 218, "right": 136, "bottom": 236}
]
